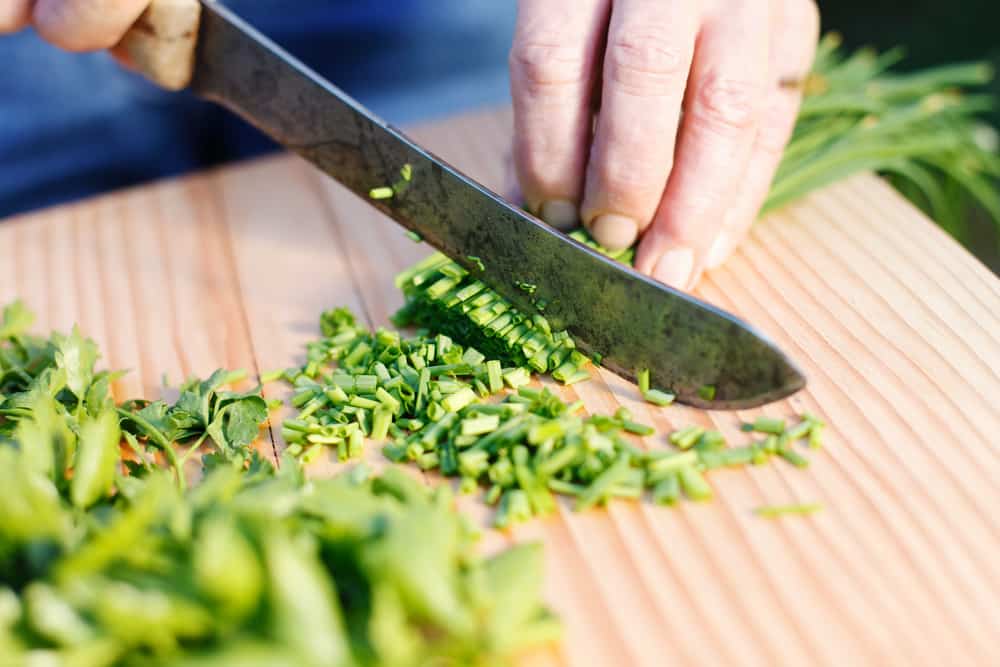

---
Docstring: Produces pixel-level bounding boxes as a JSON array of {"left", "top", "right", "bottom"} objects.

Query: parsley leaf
[{"left": 53, "top": 326, "right": 98, "bottom": 401}]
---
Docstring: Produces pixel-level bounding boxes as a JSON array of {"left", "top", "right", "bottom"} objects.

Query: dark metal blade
[{"left": 189, "top": 1, "right": 805, "bottom": 409}]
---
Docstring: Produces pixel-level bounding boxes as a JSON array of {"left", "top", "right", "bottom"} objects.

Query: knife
[{"left": 119, "top": 0, "right": 805, "bottom": 409}]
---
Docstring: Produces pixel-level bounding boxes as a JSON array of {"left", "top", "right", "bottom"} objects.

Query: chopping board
[{"left": 2, "top": 107, "right": 1000, "bottom": 667}]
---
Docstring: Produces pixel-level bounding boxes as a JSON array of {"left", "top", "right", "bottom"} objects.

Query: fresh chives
[
  {"left": 643, "top": 389, "right": 675, "bottom": 406},
  {"left": 652, "top": 473, "right": 681, "bottom": 505},
  {"left": 678, "top": 466, "right": 713, "bottom": 501},
  {"left": 271, "top": 303, "right": 819, "bottom": 528},
  {"left": 747, "top": 417, "right": 786, "bottom": 435},
  {"left": 669, "top": 426, "right": 705, "bottom": 450},
  {"left": 754, "top": 503, "right": 823, "bottom": 518}
]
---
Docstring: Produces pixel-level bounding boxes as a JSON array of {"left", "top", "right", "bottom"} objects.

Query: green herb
[
  {"left": 637, "top": 368, "right": 650, "bottom": 394},
  {"left": 516, "top": 281, "right": 538, "bottom": 294},
  {"left": 394, "top": 253, "right": 591, "bottom": 384},
  {"left": 754, "top": 503, "right": 823, "bottom": 518},
  {"left": 778, "top": 448, "right": 810, "bottom": 468},
  {"left": 259, "top": 368, "right": 284, "bottom": 384},
  {"left": 652, "top": 472, "right": 681, "bottom": 505},
  {"left": 746, "top": 417, "right": 786, "bottom": 435},
  {"left": 669, "top": 425, "right": 705, "bottom": 450},
  {"left": 642, "top": 389, "right": 675, "bottom": 407},
  {"left": 678, "top": 466, "right": 713, "bottom": 501},
  {"left": 274, "top": 303, "right": 817, "bottom": 528},
  {"left": 466, "top": 255, "right": 485, "bottom": 272},
  {"left": 405, "top": 230, "right": 423, "bottom": 243},
  {"left": 369, "top": 186, "right": 394, "bottom": 200},
  {"left": 0, "top": 303, "right": 558, "bottom": 665},
  {"left": 697, "top": 385, "right": 717, "bottom": 401}
]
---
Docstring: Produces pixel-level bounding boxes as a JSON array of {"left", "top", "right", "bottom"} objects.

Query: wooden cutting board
[{"left": 3, "top": 107, "right": 1000, "bottom": 667}]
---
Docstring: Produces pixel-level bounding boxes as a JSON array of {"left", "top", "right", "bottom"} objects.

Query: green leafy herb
[{"left": 0, "top": 302, "right": 558, "bottom": 665}]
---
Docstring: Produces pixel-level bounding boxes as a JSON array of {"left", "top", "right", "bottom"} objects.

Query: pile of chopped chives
[
  {"left": 269, "top": 303, "right": 826, "bottom": 528},
  {"left": 393, "top": 252, "right": 593, "bottom": 384}
]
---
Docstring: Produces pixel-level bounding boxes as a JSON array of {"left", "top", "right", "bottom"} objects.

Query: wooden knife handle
[{"left": 113, "top": 0, "right": 201, "bottom": 91}]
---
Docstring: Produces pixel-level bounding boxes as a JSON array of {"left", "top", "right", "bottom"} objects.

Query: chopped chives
[
  {"left": 783, "top": 419, "right": 813, "bottom": 441},
  {"left": 349, "top": 395, "right": 380, "bottom": 410},
  {"left": 502, "top": 367, "right": 531, "bottom": 388},
  {"left": 260, "top": 368, "right": 284, "bottom": 383},
  {"left": 778, "top": 448, "right": 809, "bottom": 468},
  {"left": 643, "top": 389, "right": 675, "bottom": 407},
  {"left": 369, "top": 186, "right": 394, "bottom": 199},
  {"left": 348, "top": 428, "right": 363, "bottom": 458},
  {"left": 748, "top": 417, "right": 786, "bottom": 435},
  {"left": 669, "top": 426, "right": 705, "bottom": 450},
  {"left": 622, "top": 420, "right": 655, "bottom": 437},
  {"left": 678, "top": 466, "right": 713, "bottom": 501},
  {"left": 808, "top": 423, "right": 825, "bottom": 449},
  {"left": 652, "top": 473, "right": 681, "bottom": 505},
  {"left": 442, "top": 387, "right": 477, "bottom": 413},
  {"left": 575, "top": 455, "right": 631, "bottom": 511},
  {"left": 637, "top": 368, "right": 650, "bottom": 394},
  {"left": 275, "top": 300, "right": 822, "bottom": 526},
  {"left": 754, "top": 503, "right": 823, "bottom": 518},
  {"left": 405, "top": 230, "right": 423, "bottom": 243},
  {"left": 694, "top": 430, "right": 726, "bottom": 451},
  {"left": 370, "top": 407, "right": 392, "bottom": 441},
  {"left": 461, "top": 415, "right": 500, "bottom": 436},
  {"left": 646, "top": 450, "right": 699, "bottom": 476},
  {"left": 561, "top": 370, "right": 591, "bottom": 385},
  {"left": 355, "top": 374, "right": 378, "bottom": 394}
]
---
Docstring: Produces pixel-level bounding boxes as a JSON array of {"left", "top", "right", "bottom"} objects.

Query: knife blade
[{"left": 182, "top": 0, "right": 804, "bottom": 409}]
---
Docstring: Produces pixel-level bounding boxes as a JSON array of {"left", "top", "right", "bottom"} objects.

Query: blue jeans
[{"left": 0, "top": 1, "right": 516, "bottom": 218}]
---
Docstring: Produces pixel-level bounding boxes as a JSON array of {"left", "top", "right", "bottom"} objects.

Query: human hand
[
  {"left": 0, "top": 0, "right": 151, "bottom": 51},
  {"left": 509, "top": 0, "right": 819, "bottom": 289},
  {"left": 1, "top": 0, "right": 199, "bottom": 90}
]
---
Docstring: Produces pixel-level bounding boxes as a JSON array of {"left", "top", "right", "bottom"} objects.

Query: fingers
[
  {"left": 0, "top": 0, "right": 32, "bottom": 34},
  {"left": 33, "top": 0, "right": 149, "bottom": 52},
  {"left": 705, "top": 0, "right": 820, "bottom": 269},
  {"left": 509, "top": 0, "right": 610, "bottom": 229},
  {"left": 580, "top": 0, "right": 699, "bottom": 250},
  {"left": 635, "top": 0, "right": 771, "bottom": 289}
]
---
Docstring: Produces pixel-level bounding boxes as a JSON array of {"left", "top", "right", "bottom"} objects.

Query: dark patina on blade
[{"left": 189, "top": 1, "right": 805, "bottom": 409}]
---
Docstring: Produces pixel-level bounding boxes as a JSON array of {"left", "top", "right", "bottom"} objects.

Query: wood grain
[{"left": 2, "top": 107, "right": 999, "bottom": 666}]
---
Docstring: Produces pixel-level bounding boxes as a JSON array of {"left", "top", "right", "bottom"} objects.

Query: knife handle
[{"left": 113, "top": 0, "right": 201, "bottom": 91}]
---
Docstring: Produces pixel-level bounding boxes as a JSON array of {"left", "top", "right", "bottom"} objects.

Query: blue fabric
[{"left": 0, "top": 0, "right": 516, "bottom": 218}]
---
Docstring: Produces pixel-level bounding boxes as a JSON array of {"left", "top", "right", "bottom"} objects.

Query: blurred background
[{"left": 1, "top": 0, "right": 997, "bottom": 270}]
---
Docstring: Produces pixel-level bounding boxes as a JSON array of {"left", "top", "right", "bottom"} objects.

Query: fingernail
[
  {"left": 653, "top": 247, "right": 695, "bottom": 289},
  {"left": 590, "top": 213, "right": 638, "bottom": 251},
  {"left": 539, "top": 199, "right": 579, "bottom": 230},
  {"left": 705, "top": 234, "right": 731, "bottom": 269}
]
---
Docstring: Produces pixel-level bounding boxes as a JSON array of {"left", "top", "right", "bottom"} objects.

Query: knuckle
[
  {"left": 605, "top": 28, "right": 688, "bottom": 96},
  {"left": 693, "top": 74, "right": 763, "bottom": 132},
  {"left": 509, "top": 37, "right": 591, "bottom": 94}
]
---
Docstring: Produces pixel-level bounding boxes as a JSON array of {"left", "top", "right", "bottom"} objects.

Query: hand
[
  {"left": 509, "top": 0, "right": 819, "bottom": 289},
  {"left": 0, "top": 0, "right": 150, "bottom": 51}
]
